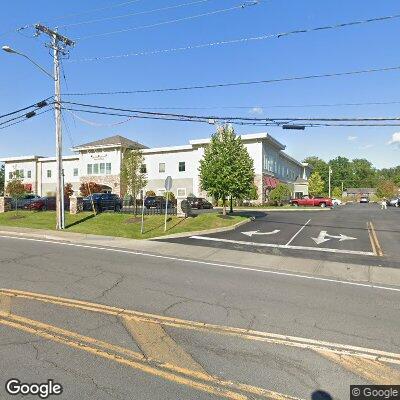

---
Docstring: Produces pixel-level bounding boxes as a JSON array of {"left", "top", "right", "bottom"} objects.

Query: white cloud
[
  {"left": 388, "top": 132, "right": 400, "bottom": 146},
  {"left": 361, "top": 144, "right": 373, "bottom": 149},
  {"left": 249, "top": 107, "right": 263, "bottom": 115},
  {"left": 347, "top": 135, "right": 357, "bottom": 141}
]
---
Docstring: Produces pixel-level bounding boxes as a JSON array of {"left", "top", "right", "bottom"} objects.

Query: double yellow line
[{"left": 368, "top": 221, "right": 383, "bottom": 256}]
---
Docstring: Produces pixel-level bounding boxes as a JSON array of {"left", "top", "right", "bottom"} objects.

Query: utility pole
[
  {"left": 328, "top": 166, "right": 332, "bottom": 198},
  {"left": 35, "top": 24, "right": 74, "bottom": 230}
]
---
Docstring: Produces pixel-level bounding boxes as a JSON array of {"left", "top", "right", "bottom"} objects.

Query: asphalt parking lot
[{"left": 164, "top": 203, "right": 400, "bottom": 268}]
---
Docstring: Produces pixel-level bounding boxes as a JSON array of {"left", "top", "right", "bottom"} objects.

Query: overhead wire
[
  {"left": 0, "top": 97, "right": 53, "bottom": 119},
  {"left": 63, "top": 64, "right": 400, "bottom": 96},
  {"left": 0, "top": 108, "right": 53, "bottom": 130},
  {"left": 68, "top": 12, "right": 400, "bottom": 62},
  {"left": 60, "top": 0, "right": 217, "bottom": 28},
  {"left": 75, "top": 1, "right": 259, "bottom": 41}
]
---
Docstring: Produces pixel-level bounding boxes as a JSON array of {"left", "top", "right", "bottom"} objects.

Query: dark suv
[
  {"left": 83, "top": 193, "right": 122, "bottom": 212},
  {"left": 187, "top": 197, "right": 213, "bottom": 209},
  {"left": 143, "top": 196, "right": 171, "bottom": 209}
]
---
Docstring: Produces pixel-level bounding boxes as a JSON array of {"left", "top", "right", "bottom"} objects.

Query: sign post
[
  {"left": 140, "top": 190, "right": 146, "bottom": 235},
  {"left": 164, "top": 176, "right": 173, "bottom": 232}
]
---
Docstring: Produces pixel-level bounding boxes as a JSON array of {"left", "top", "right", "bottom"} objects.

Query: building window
[
  {"left": 99, "top": 163, "right": 105, "bottom": 174},
  {"left": 140, "top": 164, "right": 147, "bottom": 173},
  {"left": 178, "top": 162, "right": 185, "bottom": 172},
  {"left": 47, "top": 170, "right": 51, "bottom": 178},
  {"left": 8, "top": 172, "right": 13, "bottom": 179},
  {"left": 87, "top": 164, "right": 92, "bottom": 175},
  {"left": 159, "top": 163, "right": 165, "bottom": 173},
  {"left": 27, "top": 170, "right": 31, "bottom": 179},
  {"left": 177, "top": 188, "right": 186, "bottom": 197},
  {"left": 73, "top": 168, "right": 78, "bottom": 177},
  {"left": 15, "top": 169, "right": 24, "bottom": 179},
  {"left": 106, "top": 163, "right": 111, "bottom": 175}
]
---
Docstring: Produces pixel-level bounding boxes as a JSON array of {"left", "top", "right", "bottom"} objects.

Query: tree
[
  {"left": 308, "top": 171, "right": 325, "bottom": 196},
  {"left": 79, "top": 182, "right": 103, "bottom": 197},
  {"left": 164, "top": 191, "right": 175, "bottom": 202},
  {"left": 332, "top": 186, "right": 342, "bottom": 198},
  {"left": 199, "top": 125, "right": 255, "bottom": 215},
  {"left": 0, "top": 164, "right": 4, "bottom": 195},
  {"left": 64, "top": 183, "right": 74, "bottom": 198},
  {"left": 146, "top": 190, "right": 156, "bottom": 197},
  {"left": 121, "top": 149, "right": 147, "bottom": 215},
  {"left": 329, "top": 156, "right": 353, "bottom": 191},
  {"left": 269, "top": 183, "right": 291, "bottom": 206},
  {"left": 6, "top": 178, "right": 26, "bottom": 212},
  {"left": 303, "top": 156, "right": 329, "bottom": 193},
  {"left": 376, "top": 180, "right": 398, "bottom": 199},
  {"left": 351, "top": 159, "right": 377, "bottom": 188}
]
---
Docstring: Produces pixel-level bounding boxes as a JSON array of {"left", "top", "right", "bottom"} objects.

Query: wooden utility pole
[{"left": 35, "top": 24, "right": 74, "bottom": 230}]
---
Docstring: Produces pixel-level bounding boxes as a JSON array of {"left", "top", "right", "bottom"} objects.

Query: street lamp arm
[{"left": 18, "top": 52, "right": 55, "bottom": 81}]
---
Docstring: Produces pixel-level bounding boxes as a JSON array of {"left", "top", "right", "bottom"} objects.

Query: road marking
[
  {"left": 368, "top": 222, "right": 384, "bottom": 257},
  {"left": 285, "top": 219, "right": 311, "bottom": 246},
  {"left": 0, "top": 293, "right": 11, "bottom": 315},
  {"left": 0, "top": 234, "right": 396, "bottom": 292},
  {"left": 242, "top": 230, "right": 280, "bottom": 237},
  {"left": 0, "top": 312, "right": 301, "bottom": 400},
  {"left": 191, "top": 235, "right": 375, "bottom": 256},
  {"left": 122, "top": 316, "right": 206, "bottom": 373},
  {"left": 316, "top": 350, "right": 400, "bottom": 384},
  {"left": 2, "top": 289, "right": 400, "bottom": 366},
  {"left": 311, "top": 231, "right": 357, "bottom": 245}
]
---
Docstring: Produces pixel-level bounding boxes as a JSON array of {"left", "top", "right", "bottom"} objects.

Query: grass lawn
[{"left": 0, "top": 211, "right": 248, "bottom": 239}]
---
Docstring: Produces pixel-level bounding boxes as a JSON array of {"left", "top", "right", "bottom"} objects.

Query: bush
[
  {"left": 269, "top": 183, "right": 292, "bottom": 206},
  {"left": 146, "top": 190, "right": 156, "bottom": 197}
]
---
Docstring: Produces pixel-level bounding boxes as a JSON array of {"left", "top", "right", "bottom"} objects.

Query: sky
[{"left": 0, "top": 0, "right": 399, "bottom": 168}]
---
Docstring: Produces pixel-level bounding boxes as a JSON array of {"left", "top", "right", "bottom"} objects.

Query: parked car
[
  {"left": 290, "top": 196, "right": 333, "bottom": 208},
  {"left": 331, "top": 198, "right": 342, "bottom": 206},
  {"left": 26, "top": 196, "right": 71, "bottom": 211},
  {"left": 187, "top": 197, "right": 213, "bottom": 209},
  {"left": 83, "top": 193, "right": 122, "bottom": 212},
  {"left": 387, "top": 197, "right": 400, "bottom": 207},
  {"left": 359, "top": 196, "right": 370, "bottom": 203},
  {"left": 12, "top": 194, "right": 41, "bottom": 209},
  {"left": 143, "top": 196, "right": 173, "bottom": 209}
]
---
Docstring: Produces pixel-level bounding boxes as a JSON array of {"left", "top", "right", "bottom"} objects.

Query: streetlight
[{"left": 2, "top": 44, "right": 64, "bottom": 229}]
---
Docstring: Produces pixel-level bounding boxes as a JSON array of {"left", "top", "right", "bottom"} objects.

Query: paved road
[
  {"left": 0, "top": 232, "right": 399, "bottom": 399},
  {"left": 165, "top": 203, "right": 400, "bottom": 268}
]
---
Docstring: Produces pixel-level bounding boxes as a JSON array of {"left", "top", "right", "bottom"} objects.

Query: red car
[
  {"left": 26, "top": 197, "right": 70, "bottom": 211},
  {"left": 291, "top": 196, "right": 333, "bottom": 208}
]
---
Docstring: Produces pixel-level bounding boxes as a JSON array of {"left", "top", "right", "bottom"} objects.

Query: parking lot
[{"left": 165, "top": 203, "right": 400, "bottom": 268}]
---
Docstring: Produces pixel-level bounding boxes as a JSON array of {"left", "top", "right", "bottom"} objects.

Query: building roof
[
  {"left": 346, "top": 188, "right": 376, "bottom": 194},
  {"left": 73, "top": 135, "right": 148, "bottom": 151}
]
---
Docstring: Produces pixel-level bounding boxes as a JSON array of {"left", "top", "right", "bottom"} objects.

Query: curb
[
  {"left": 215, "top": 207, "right": 333, "bottom": 212},
  {"left": 149, "top": 218, "right": 250, "bottom": 240}
]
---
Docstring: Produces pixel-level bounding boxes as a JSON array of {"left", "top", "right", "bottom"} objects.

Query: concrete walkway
[{"left": 0, "top": 225, "right": 399, "bottom": 288}]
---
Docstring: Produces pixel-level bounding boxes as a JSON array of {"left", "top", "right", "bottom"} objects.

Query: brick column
[
  {"left": 0, "top": 197, "right": 11, "bottom": 213},
  {"left": 69, "top": 196, "right": 83, "bottom": 214}
]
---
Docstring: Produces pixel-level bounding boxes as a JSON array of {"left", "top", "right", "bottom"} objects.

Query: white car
[{"left": 332, "top": 198, "right": 342, "bottom": 206}]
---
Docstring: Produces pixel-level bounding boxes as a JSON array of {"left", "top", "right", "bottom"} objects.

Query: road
[
  {"left": 0, "top": 227, "right": 399, "bottom": 399},
  {"left": 167, "top": 203, "right": 400, "bottom": 268}
]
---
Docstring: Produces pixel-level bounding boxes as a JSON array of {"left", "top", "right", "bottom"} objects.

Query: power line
[
  {"left": 76, "top": 1, "right": 259, "bottom": 41},
  {"left": 69, "top": 12, "right": 400, "bottom": 62},
  {"left": 0, "top": 97, "right": 53, "bottom": 119},
  {"left": 0, "top": 108, "right": 53, "bottom": 130},
  {"left": 60, "top": 0, "right": 216, "bottom": 28},
  {"left": 63, "top": 64, "right": 400, "bottom": 96}
]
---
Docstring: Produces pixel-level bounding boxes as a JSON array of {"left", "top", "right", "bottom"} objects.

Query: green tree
[
  {"left": 376, "top": 180, "right": 398, "bottom": 199},
  {"left": 332, "top": 186, "right": 342, "bottom": 198},
  {"left": 329, "top": 156, "right": 353, "bottom": 190},
  {"left": 303, "top": 156, "right": 329, "bottom": 193},
  {"left": 121, "top": 149, "right": 147, "bottom": 215},
  {"left": 6, "top": 178, "right": 26, "bottom": 212},
  {"left": 0, "top": 164, "right": 4, "bottom": 195},
  {"left": 351, "top": 159, "right": 377, "bottom": 188},
  {"left": 308, "top": 171, "right": 325, "bottom": 196},
  {"left": 199, "top": 125, "right": 255, "bottom": 215},
  {"left": 269, "top": 183, "right": 291, "bottom": 206}
]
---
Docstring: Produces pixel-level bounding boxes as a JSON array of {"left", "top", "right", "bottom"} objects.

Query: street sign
[{"left": 165, "top": 176, "right": 173, "bottom": 191}]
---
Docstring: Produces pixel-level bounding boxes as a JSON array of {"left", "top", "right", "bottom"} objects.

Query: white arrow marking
[
  {"left": 312, "top": 230, "right": 357, "bottom": 245},
  {"left": 242, "top": 229, "right": 280, "bottom": 237}
]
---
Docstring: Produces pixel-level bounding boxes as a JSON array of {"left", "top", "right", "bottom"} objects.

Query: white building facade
[{"left": 1, "top": 133, "right": 310, "bottom": 203}]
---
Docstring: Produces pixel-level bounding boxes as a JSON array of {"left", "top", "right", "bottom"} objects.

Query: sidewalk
[{"left": 0, "top": 225, "right": 399, "bottom": 288}]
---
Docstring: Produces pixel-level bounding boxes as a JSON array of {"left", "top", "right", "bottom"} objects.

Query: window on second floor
[
  {"left": 178, "top": 161, "right": 186, "bottom": 172},
  {"left": 27, "top": 170, "right": 32, "bottom": 179},
  {"left": 106, "top": 163, "right": 111, "bottom": 175},
  {"left": 47, "top": 170, "right": 52, "bottom": 178},
  {"left": 73, "top": 168, "right": 78, "bottom": 177},
  {"left": 159, "top": 163, "right": 165, "bottom": 173},
  {"left": 99, "top": 163, "right": 105, "bottom": 175},
  {"left": 8, "top": 172, "right": 13, "bottom": 179},
  {"left": 140, "top": 164, "right": 147, "bottom": 173}
]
